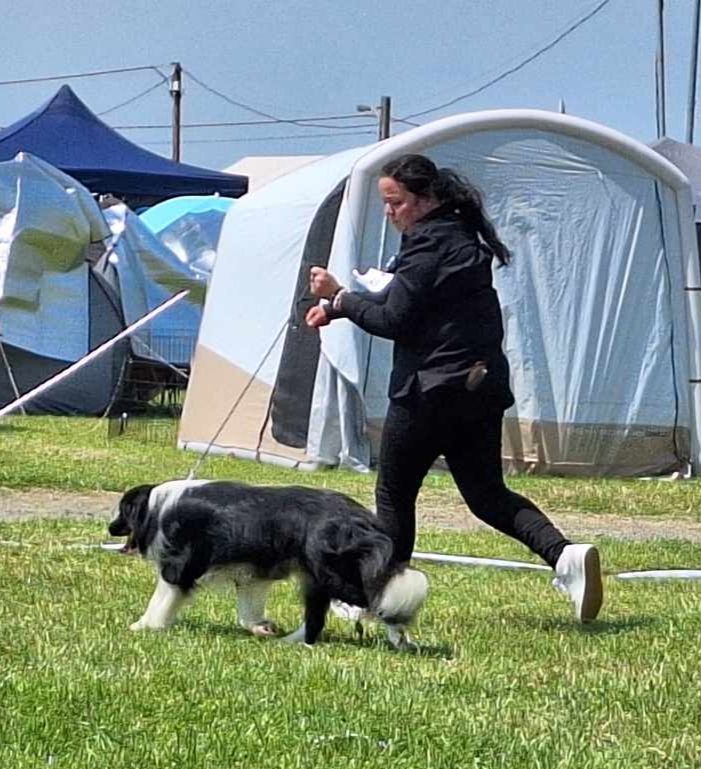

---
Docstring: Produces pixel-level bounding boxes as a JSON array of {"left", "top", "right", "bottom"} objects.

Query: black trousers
[{"left": 375, "top": 390, "right": 570, "bottom": 568}]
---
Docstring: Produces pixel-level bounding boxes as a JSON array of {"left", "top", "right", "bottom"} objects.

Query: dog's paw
[
  {"left": 385, "top": 625, "right": 419, "bottom": 652},
  {"left": 129, "top": 619, "right": 147, "bottom": 631},
  {"left": 394, "top": 637, "right": 419, "bottom": 653},
  {"left": 129, "top": 618, "right": 167, "bottom": 632},
  {"left": 280, "top": 625, "right": 307, "bottom": 644},
  {"left": 249, "top": 620, "right": 280, "bottom": 637}
]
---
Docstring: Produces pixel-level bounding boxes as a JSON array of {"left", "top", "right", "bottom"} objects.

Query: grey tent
[{"left": 651, "top": 137, "right": 701, "bottom": 217}]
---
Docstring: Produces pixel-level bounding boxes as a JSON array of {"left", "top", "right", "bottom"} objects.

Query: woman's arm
[{"left": 335, "top": 231, "right": 440, "bottom": 340}]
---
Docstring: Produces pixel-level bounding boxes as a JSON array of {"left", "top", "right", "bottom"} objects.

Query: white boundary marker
[
  {"left": 615, "top": 569, "right": 701, "bottom": 580},
  {"left": 0, "top": 290, "right": 189, "bottom": 419},
  {"left": 412, "top": 551, "right": 550, "bottom": 571}
]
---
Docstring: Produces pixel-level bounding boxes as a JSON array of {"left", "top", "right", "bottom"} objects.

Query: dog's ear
[
  {"left": 318, "top": 519, "right": 394, "bottom": 599},
  {"left": 121, "top": 484, "right": 155, "bottom": 535}
]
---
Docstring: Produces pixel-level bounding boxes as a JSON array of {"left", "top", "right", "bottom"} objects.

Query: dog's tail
[{"left": 372, "top": 568, "right": 429, "bottom": 624}]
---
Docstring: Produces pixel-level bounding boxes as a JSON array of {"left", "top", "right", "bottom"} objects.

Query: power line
[
  {"left": 141, "top": 129, "right": 377, "bottom": 145},
  {"left": 183, "top": 67, "right": 284, "bottom": 122},
  {"left": 182, "top": 67, "right": 378, "bottom": 131},
  {"left": 111, "top": 114, "right": 380, "bottom": 130},
  {"left": 0, "top": 64, "right": 168, "bottom": 86},
  {"left": 97, "top": 76, "right": 170, "bottom": 117},
  {"left": 401, "top": 0, "right": 614, "bottom": 120}
]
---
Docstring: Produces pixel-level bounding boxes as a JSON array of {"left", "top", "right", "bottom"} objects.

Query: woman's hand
[
  {"left": 309, "top": 266, "right": 341, "bottom": 299},
  {"left": 305, "top": 305, "right": 331, "bottom": 328}
]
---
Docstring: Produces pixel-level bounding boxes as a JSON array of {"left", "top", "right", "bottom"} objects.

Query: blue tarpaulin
[{"left": 0, "top": 85, "right": 248, "bottom": 206}]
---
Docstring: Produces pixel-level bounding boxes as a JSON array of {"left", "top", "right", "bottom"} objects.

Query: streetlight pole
[
  {"left": 378, "top": 95, "right": 391, "bottom": 140},
  {"left": 357, "top": 96, "right": 391, "bottom": 141},
  {"left": 170, "top": 62, "right": 182, "bottom": 162},
  {"left": 656, "top": 0, "right": 667, "bottom": 138}
]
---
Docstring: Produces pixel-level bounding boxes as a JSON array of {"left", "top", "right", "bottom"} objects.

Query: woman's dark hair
[{"left": 381, "top": 153, "right": 511, "bottom": 266}]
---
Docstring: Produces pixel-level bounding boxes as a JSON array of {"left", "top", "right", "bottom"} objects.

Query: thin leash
[{"left": 185, "top": 318, "right": 291, "bottom": 481}]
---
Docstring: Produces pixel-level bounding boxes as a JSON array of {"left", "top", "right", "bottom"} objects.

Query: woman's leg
[
  {"left": 375, "top": 396, "right": 442, "bottom": 563},
  {"left": 443, "top": 410, "right": 570, "bottom": 568}
]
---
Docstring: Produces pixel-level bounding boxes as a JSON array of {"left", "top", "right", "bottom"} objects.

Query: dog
[{"left": 107, "top": 479, "right": 428, "bottom": 649}]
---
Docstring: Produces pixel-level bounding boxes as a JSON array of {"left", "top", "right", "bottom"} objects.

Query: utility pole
[
  {"left": 687, "top": 0, "right": 701, "bottom": 143},
  {"left": 170, "top": 62, "right": 182, "bottom": 162},
  {"left": 656, "top": 0, "right": 667, "bottom": 138}
]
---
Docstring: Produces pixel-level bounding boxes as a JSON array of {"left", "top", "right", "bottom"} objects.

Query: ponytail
[
  {"left": 433, "top": 167, "right": 511, "bottom": 267},
  {"left": 381, "top": 154, "right": 512, "bottom": 266}
]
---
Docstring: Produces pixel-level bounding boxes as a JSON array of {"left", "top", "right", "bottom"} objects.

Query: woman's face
[{"left": 378, "top": 176, "right": 437, "bottom": 233}]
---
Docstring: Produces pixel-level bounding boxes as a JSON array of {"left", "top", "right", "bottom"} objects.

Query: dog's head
[{"left": 108, "top": 484, "right": 156, "bottom": 554}]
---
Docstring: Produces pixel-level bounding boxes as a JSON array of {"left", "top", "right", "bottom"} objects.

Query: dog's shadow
[{"left": 178, "top": 617, "right": 454, "bottom": 658}]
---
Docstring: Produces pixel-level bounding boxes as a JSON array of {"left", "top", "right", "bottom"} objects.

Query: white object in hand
[{"left": 352, "top": 267, "right": 394, "bottom": 293}]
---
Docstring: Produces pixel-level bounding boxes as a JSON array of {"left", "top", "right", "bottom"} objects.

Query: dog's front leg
[
  {"left": 302, "top": 582, "right": 330, "bottom": 644},
  {"left": 280, "top": 581, "right": 329, "bottom": 645},
  {"left": 130, "top": 575, "right": 188, "bottom": 631}
]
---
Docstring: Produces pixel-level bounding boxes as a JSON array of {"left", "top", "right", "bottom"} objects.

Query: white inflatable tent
[{"left": 180, "top": 110, "right": 701, "bottom": 477}]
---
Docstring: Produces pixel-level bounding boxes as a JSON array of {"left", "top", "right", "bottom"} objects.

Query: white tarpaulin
[
  {"left": 180, "top": 110, "right": 701, "bottom": 477},
  {"left": 0, "top": 153, "right": 110, "bottom": 362}
]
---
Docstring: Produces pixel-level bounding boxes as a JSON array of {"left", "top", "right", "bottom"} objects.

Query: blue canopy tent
[{"left": 0, "top": 85, "right": 248, "bottom": 208}]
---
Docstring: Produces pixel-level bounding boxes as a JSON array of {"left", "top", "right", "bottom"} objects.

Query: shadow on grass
[
  {"left": 0, "top": 422, "right": 29, "bottom": 433},
  {"left": 179, "top": 617, "right": 454, "bottom": 658},
  {"left": 179, "top": 617, "right": 259, "bottom": 639},
  {"left": 517, "top": 614, "right": 659, "bottom": 635},
  {"left": 324, "top": 629, "right": 454, "bottom": 659}
]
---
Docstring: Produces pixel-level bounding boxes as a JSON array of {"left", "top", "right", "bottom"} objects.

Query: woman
[{"left": 306, "top": 154, "right": 602, "bottom": 623}]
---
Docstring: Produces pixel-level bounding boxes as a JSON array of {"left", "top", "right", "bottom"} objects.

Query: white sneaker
[{"left": 553, "top": 544, "right": 603, "bottom": 622}]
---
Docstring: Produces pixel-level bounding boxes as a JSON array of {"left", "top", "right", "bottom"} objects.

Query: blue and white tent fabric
[
  {"left": 180, "top": 110, "right": 701, "bottom": 477},
  {"left": 101, "top": 204, "right": 208, "bottom": 366},
  {"left": 139, "top": 195, "right": 236, "bottom": 280}
]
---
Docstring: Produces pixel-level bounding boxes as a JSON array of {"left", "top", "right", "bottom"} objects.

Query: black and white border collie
[{"left": 108, "top": 480, "right": 428, "bottom": 649}]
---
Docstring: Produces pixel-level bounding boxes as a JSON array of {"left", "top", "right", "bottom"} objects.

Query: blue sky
[{"left": 0, "top": 0, "right": 698, "bottom": 171}]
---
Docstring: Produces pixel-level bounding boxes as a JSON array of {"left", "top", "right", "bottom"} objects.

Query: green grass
[
  {"left": 2, "top": 520, "right": 701, "bottom": 768},
  {"left": 0, "top": 415, "right": 700, "bottom": 520}
]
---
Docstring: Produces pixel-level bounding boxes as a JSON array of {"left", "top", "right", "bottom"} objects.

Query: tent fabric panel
[
  {"left": 359, "top": 415, "right": 689, "bottom": 476},
  {"left": 101, "top": 204, "right": 206, "bottom": 365},
  {"left": 179, "top": 343, "right": 311, "bottom": 462},
  {"left": 0, "top": 153, "right": 110, "bottom": 362},
  {"left": 651, "top": 137, "right": 701, "bottom": 215},
  {"left": 223, "top": 155, "right": 325, "bottom": 192},
  {"left": 0, "top": 270, "right": 126, "bottom": 414},
  {"left": 501, "top": 418, "right": 691, "bottom": 477},
  {"left": 196, "top": 145, "right": 370, "bottom": 380},
  {"left": 269, "top": 178, "right": 347, "bottom": 449}
]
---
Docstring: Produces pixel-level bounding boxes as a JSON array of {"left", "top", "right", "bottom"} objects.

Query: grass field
[
  {"left": 2, "top": 520, "right": 701, "bottom": 769},
  {"left": 0, "top": 415, "right": 699, "bottom": 521},
  {"left": 1, "top": 415, "right": 701, "bottom": 767}
]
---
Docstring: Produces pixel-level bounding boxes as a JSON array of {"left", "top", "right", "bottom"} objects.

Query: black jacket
[{"left": 337, "top": 205, "right": 514, "bottom": 412}]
